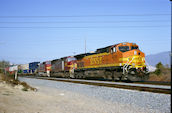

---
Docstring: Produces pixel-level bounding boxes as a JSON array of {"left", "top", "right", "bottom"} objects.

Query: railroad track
[
  {"left": 132, "top": 81, "right": 171, "bottom": 86},
  {"left": 24, "top": 76, "right": 171, "bottom": 94}
]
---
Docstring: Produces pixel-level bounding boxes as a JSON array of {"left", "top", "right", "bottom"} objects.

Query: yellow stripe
[
  {"left": 84, "top": 52, "right": 110, "bottom": 59},
  {"left": 77, "top": 55, "right": 146, "bottom": 69},
  {"left": 77, "top": 63, "right": 124, "bottom": 69}
]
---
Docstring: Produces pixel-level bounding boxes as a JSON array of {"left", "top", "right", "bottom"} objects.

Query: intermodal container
[
  {"left": 9, "top": 65, "right": 18, "bottom": 72},
  {"left": 20, "top": 64, "right": 29, "bottom": 70},
  {"left": 23, "top": 70, "right": 29, "bottom": 73},
  {"left": 29, "top": 62, "right": 40, "bottom": 73}
]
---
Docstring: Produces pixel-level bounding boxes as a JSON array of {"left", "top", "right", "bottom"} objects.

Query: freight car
[
  {"left": 17, "top": 62, "right": 39, "bottom": 75},
  {"left": 29, "top": 62, "right": 40, "bottom": 74},
  {"left": 18, "top": 64, "right": 29, "bottom": 74}
]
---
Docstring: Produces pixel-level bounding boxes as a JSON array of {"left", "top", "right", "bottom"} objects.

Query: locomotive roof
[
  {"left": 96, "top": 42, "right": 134, "bottom": 52},
  {"left": 96, "top": 45, "right": 112, "bottom": 51},
  {"left": 75, "top": 44, "right": 120, "bottom": 59},
  {"left": 74, "top": 52, "right": 97, "bottom": 59}
]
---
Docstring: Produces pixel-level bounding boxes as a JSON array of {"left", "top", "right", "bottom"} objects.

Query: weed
[
  {"left": 0, "top": 73, "right": 37, "bottom": 91},
  {"left": 22, "top": 87, "right": 28, "bottom": 91}
]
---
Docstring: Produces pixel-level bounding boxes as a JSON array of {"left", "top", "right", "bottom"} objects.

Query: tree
[
  {"left": 154, "top": 62, "right": 165, "bottom": 75},
  {"left": 156, "top": 62, "right": 164, "bottom": 69},
  {"left": 154, "top": 62, "right": 162, "bottom": 75},
  {"left": 0, "top": 60, "right": 10, "bottom": 73}
]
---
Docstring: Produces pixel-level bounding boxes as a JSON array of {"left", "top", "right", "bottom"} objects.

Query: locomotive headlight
[
  {"left": 134, "top": 51, "right": 137, "bottom": 55},
  {"left": 132, "top": 63, "right": 135, "bottom": 67},
  {"left": 142, "top": 57, "right": 145, "bottom": 61}
]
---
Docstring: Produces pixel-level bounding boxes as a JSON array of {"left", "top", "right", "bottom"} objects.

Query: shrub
[
  {"left": 22, "top": 87, "right": 28, "bottom": 91},
  {"left": 0, "top": 74, "right": 37, "bottom": 91},
  {"left": 154, "top": 62, "right": 164, "bottom": 75},
  {"left": 154, "top": 68, "right": 161, "bottom": 75},
  {"left": 149, "top": 62, "right": 171, "bottom": 81}
]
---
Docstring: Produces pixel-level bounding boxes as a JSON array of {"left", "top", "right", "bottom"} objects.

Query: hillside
[{"left": 146, "top": 51, "right": 171, "bottom": 67}]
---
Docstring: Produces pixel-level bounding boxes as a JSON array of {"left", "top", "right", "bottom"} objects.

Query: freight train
[{"left": 7, "top": 42, "right": 149, "bottom": 81}]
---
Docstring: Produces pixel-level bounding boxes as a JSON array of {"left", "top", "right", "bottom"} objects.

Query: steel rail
[{"left": 24, "top": 76, "right": 171, "bottom": 94}]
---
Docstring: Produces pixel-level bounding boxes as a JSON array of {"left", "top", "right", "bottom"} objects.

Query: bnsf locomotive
[{"left": 48, "top": 42, "right": 148, "bottom": 81}]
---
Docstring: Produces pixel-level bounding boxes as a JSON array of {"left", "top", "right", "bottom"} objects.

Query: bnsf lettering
[{"left": 90, "top": 57, "right": 102, "bottom": 65}]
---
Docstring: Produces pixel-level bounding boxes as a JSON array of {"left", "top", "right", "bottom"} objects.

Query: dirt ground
[{"left": 0, "top": 80, "right": 156, "bottom": 113}]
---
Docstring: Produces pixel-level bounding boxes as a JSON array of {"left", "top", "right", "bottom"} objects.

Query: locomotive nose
[{"left": 134, "top": 50, "right": 141, "bottom": 55}]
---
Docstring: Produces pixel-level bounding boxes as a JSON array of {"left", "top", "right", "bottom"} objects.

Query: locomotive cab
[
  {"left": 65, "top": 56, "right": 77, "bottom": 78},
  {"left": 115, "top": 42, "right": 148, "bottom": 78}
]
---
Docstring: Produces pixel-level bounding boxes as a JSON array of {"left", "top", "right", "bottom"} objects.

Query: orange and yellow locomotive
[{"left": 74, "top": 42, "right": 149, "bottom": 81}]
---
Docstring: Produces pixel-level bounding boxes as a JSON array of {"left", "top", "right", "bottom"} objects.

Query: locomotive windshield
[
  {"left": 118, "top": 46, "right": 130, "bottom": 52},
  {"left": 131, "top": 46, "right": 138, "bottom": 50}
]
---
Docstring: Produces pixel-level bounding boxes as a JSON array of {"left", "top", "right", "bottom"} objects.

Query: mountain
[{"left": 145, "top": 51, "right": 171, "bottom": 67}]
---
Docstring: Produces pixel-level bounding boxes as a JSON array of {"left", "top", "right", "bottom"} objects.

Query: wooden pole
[{"left": 15, "top": 70, "right": 18, "bottom": 80}]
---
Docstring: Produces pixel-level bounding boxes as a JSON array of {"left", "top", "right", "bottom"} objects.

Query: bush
[
  {"left": 154, "top": 62, "right": 164, "bottom": 75},
  {"left": 0, "top": 74, "right": 37, "bottom": 91},
  {"left": 154, "top": 68, "right": 161, "bottom": 75},
  {"left": 149, "top": 62, "right": 171, "bottom": 81},
  {"left": 22, "top": 87, "right": 28, "bottom": 91},
  {"left": 156, "top": 62, "right": 164, "bottom": 69}
]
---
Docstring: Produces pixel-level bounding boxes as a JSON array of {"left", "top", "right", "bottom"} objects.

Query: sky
[{"left": 0, "top": 0, "right": 171, "bottom": 64}]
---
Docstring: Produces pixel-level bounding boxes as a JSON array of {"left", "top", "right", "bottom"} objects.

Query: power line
[
  {"left": 0, "top": 14, "right": 170, "bottom": 18},
  {"left": 0, "top": 25, "right": 170, "bottom": 29},
  {"left": 0, "top": 20, "right": 169, "bottom": 24}
]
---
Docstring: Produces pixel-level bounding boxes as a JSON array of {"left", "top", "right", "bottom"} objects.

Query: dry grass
[
  {"left": 148, "top": 68, "right": 171, "bottom": 82},
  {"left": 0, "top": 73, "right": 37, "bottom": 91}
]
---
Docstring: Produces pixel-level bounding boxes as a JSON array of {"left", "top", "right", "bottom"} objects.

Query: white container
[
  {"left": 20, "top": 64, "right": 29, "bottom": 70},
  {"left": 9, "top": 65, "right": 18, "bottom": 71}
]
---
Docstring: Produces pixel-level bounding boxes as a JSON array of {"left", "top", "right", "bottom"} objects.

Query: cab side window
[
  {"left": 113, "top": 47, "right": 116, "bottom": 52},
  {"left": 111, "top": 47, "right": 116, "bottom": 53}
]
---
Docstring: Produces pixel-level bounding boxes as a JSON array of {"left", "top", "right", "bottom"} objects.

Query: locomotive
[
  {"left": 49, "top": 42, "right": 149, "bottom": 81},
  {"left": 38, "top": 61, "right": 51, "bottom": 77}
]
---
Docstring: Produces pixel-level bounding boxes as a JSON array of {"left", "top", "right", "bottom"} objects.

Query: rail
[{"left": 23, "top": 76, "right": 171, "bottom": 94}]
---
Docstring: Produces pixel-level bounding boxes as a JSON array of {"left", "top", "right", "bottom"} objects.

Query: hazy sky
[{"left": 0, "top": 0, "right": 171, "bottom": 64}]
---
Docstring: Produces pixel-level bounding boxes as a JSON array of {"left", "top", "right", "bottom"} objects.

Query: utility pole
[
  {"left": 85, "top": 39, "right": 87, "bottom": 54},
  {"left": 170, "top": 0, "right": 172, "bottom": 68},
  {"left": 14, "top": 65, "right": 18, "bottom": 80},
  {"left": 3, "top": 61, "right": 5, "bottom": 75}
]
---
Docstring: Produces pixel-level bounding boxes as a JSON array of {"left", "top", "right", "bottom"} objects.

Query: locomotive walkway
[{"left": 24, "top": 76, "right": 171, "bottom": 94}]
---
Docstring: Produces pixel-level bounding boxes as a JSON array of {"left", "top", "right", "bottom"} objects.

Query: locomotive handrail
[{"left": 123, "top": 57, "right": 134, "bottom": 75}]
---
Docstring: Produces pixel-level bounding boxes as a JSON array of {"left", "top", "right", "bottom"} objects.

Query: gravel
[{"left": 19, "top": 77, "right": 171, "bottom": 113}]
